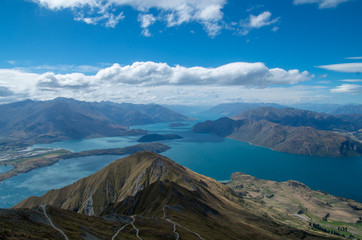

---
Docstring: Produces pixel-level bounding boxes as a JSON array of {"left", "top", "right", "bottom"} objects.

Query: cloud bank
[
  {"left": 0, "top": 61, "right": 314, "bottom": 104},
  {"left": 35, "top": 61, "right": 311, "bottom": 88}
]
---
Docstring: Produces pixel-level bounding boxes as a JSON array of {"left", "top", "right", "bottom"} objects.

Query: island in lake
[{"left": 137, "top": 133, "right": 183, "bottom": 142}]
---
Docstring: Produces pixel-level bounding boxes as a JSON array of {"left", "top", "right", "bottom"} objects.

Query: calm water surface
[
  {"left": 1, "top": 115, "right": 361, "bottom": 208},
  {"left": 0, "top": 165, "right": 13, "bottom": 174}
]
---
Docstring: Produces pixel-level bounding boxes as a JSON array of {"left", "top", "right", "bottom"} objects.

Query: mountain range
[
  {"left": 233, "top": 107, "right": 362, "bottom": 132},
  {"left": 8, "top": 151, "right": 359, "bottom": 239},
  {"left": 0, "top": 98, "right": 190, "bottom": 149},
  {"left": 202, "top": 102, "right": 362, "bottom": 116},
  {"left": 290, "top": 103, "right": 362, "bottom": 115},
  {"left": 193, "top": 107, "right": 362, "bottom": 157},
  {"left": 202, "top": 102, "right": 285, "bottom": 116}
]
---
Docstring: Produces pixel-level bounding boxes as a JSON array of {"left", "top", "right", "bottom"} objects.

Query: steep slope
[
  {"left": 0, "top": 98, "right": 190, "bottom": 148},
  {"left": 193, "top": 117, "right": 362, "bottom": 157},
  {"left": 13, "top": 152, "right": 339, "bottom": 240}
]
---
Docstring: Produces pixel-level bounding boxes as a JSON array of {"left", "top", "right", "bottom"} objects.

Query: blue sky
[{"left": 0, "top": 0, "right": 361, "bottom": 105}]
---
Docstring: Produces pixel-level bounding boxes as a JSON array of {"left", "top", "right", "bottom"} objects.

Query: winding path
[
  {"left": 163, "top": 205, "right": 204, "bottom": 240},
  {"left": 111, "top": 223, "right": 129, "bottom": 240},
  {"left": 166, "top": 219, "right": 180, "bottom": 240},
  {"left": 130, "top": 215, "right": 143, "bottom": 240},
  {"left": 111, "top": 215, "right": 143, "bottom": 240},
  {"left": 40, "top": 204, "right": 69, "bottom": 240}
]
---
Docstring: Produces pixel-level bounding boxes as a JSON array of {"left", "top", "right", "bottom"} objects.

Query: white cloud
[
  {"left": 74, "top": 11, "right": 124, "bottom": 28},
  {"left": 346, "top": 57, "right": 362, "bottom": 60},
  {"left": 330, "top": 84, "right": 362, "bottom": 93},
  {"left": 0, "top": 69, "right": 39, "bottom": 102},
  {"left": 138, "top": 14, "right": 157, "bottom": 37},
  {"left": 317, "top": 63, "right": 362, "bottom": 73},
  {"left": 240, "top": 11, "right": 279, "bottom": 35},
  {"left": 31, "top": 0, "right": 226, "bottom": 37},
  {"left": 249, "top": 11, "right": 279, "bottom": 28},
  {"left": 0, "top": 69, "right": 39, "bottom": 92},
  {"left": 37, "top": 72, "right": 91, "bottom": 89},
  {"left": 341, "top": 79, "right": 362, "bottom": 83},
  {"left": 293, "top": 0, "right": 350, "bottom": 8}
]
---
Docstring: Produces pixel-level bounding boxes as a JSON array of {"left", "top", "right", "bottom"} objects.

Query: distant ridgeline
[
  {"left": 193, "top": 107, "right": 362, "bottom": 157},
  {"left": 0, "top": 98, "right": 190, "bottom": 149},
  {"left": 204, "top": 102, "right": 362, "bottom": 116}
]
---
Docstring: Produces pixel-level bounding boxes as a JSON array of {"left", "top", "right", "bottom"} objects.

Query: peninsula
[{"left": 0, "top": 143, "right": 170, "bottom": 182}]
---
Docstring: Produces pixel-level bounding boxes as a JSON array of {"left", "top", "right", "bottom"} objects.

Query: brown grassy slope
[{"left": 227, "top": 172, "right": 362, "bottom": 238}]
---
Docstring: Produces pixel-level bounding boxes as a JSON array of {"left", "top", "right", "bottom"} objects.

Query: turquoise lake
[{"left": 1, "top": 115, "right": 361, "bottom": 208}]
